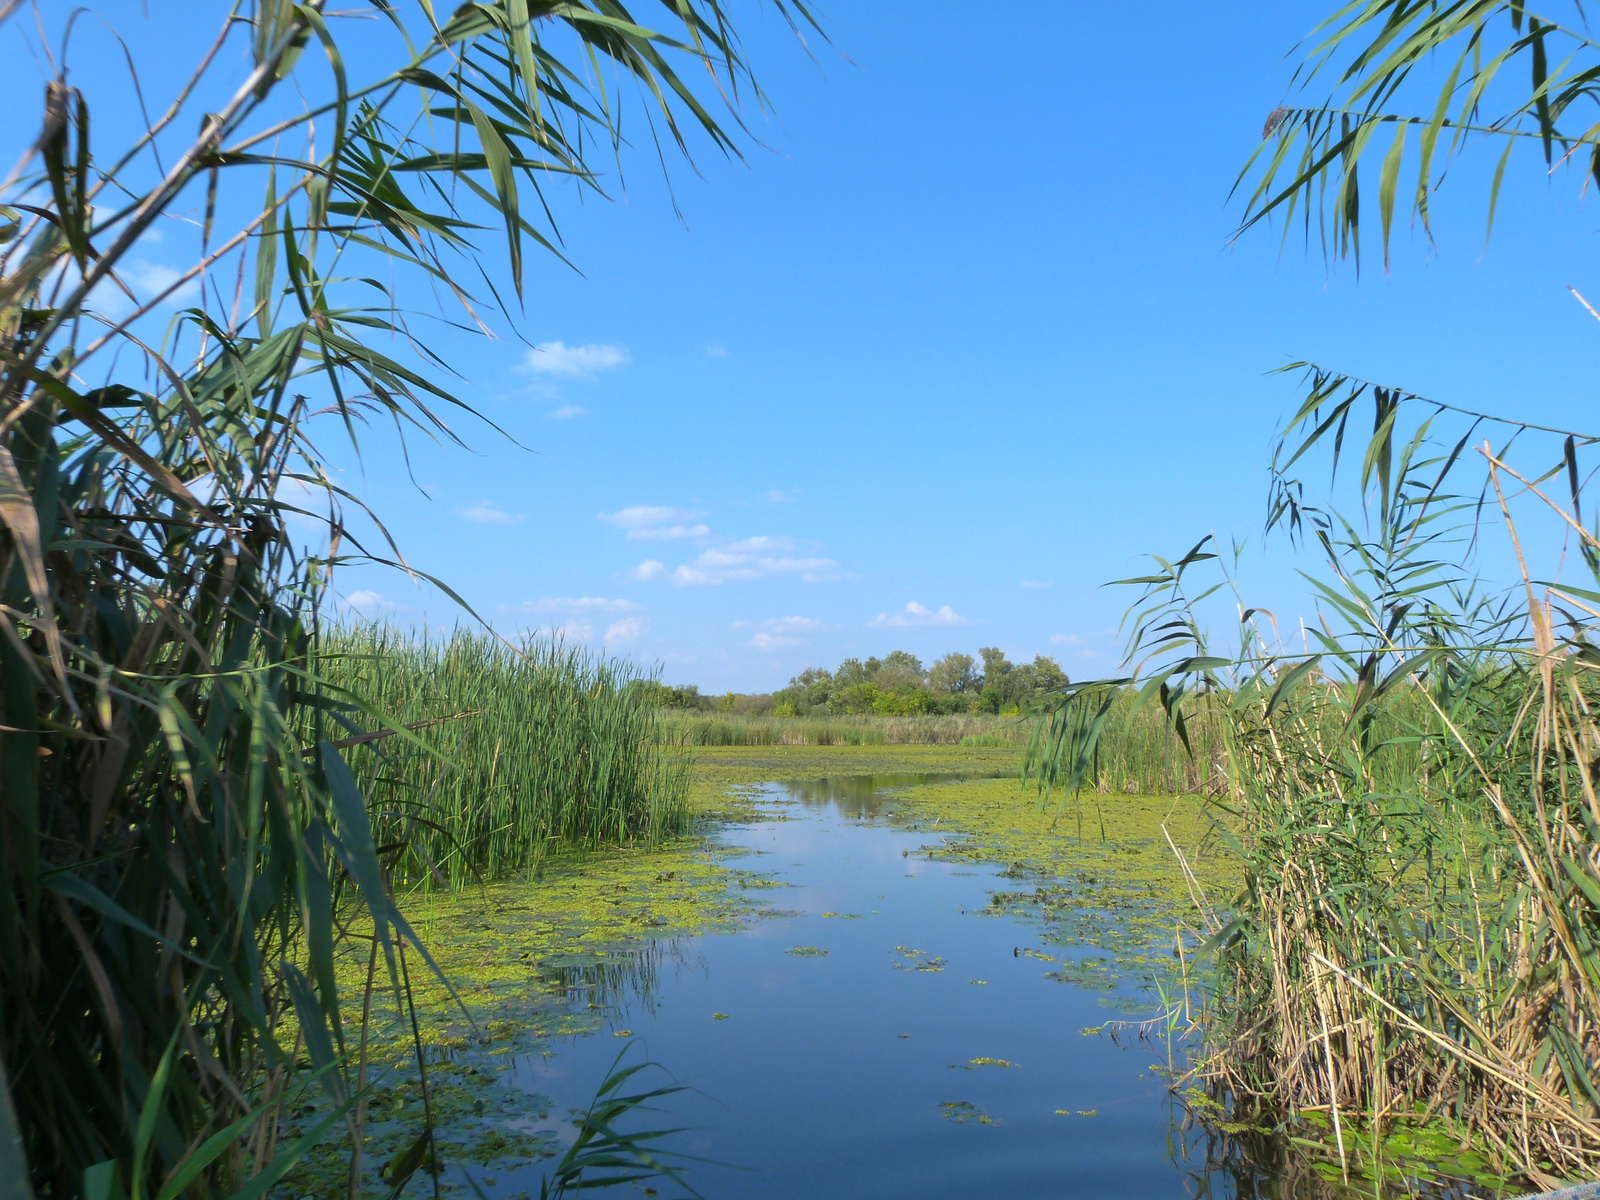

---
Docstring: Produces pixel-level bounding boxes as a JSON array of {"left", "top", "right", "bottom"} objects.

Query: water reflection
[
  {"left": 778, "top": 770, "right": 1002, "bottom": 818},
  {"left": 452, "top": 773, "right": 1508, "bottom": 1200},
  {"left": 535, "top": 942, "right": 688, "bottom": 1021}
]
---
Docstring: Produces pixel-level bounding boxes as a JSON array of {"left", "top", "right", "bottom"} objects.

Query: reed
[
  {"left": 1031, "top": 391, "right": 1600, "bottom": 1189},
  {"left": 318, "top": 627, "right": 692, "bottom": 890},
  {"left": 0, "top": 4, "right": 813, "bottom": 1197}
]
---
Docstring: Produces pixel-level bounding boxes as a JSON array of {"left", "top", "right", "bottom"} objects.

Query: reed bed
[
  {"left": 655, "top": 710, "right": 1018, "bottom": 747},
  {"left": 656, "top": 699, "right": 1235, "bottom": 796},
  {"left": 1031, "top": 390, "right": 1600, "bottom": 1190},
  {"left": 319, "top": 628, "right": 692, "bottom": 890}
]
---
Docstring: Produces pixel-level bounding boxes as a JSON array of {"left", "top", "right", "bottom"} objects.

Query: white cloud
[
  {"left": 628, "top": 523, "right": 710, "bottom": 541},
  {"left": 751, "top": 632, "right": 801, "bottom": 650},
  {"left": 1050, "top": 633, "right": 1082, "bottom": 645},
  {"left": 548, "top": 619, "right": 593, "bottom": 642},
  {"left": 667, "top": 545, "right": 840, "bottom": 586},
  {"left": 764, "top": 616, "right": 824, "bottom": 634},
  {"left": 523, "top": 341, "right": 628, "bottom": 378},
  {"left": 120, "top": 259, "right": 201, "bottom": 306},
  {"left": 745, "top": 615, "right": 824, "bottom": 649},
  {"left": 604, "top": 616, "right": 647, "bottom": 642},
  {"left": 725, "top": 535, "right": 794, "bottom": 553},
  {"left": 64, "top": 252, "right": 198, "bottom": 320},
  {"left": 873, "top": 601, "right": 967, "bottom": 628},
  {"left": 705, "top": 342, "right": 728, "bottom": 358},
  {"left": 1020, "top": 580, "right": 1052, "bottom": 589},
  {"left": 762, "top": 488, "right": 800, "bottom": 504},
  {"left": 513, "top": 597, "right": 639, "bottom": 615},
  {"left": 600, "top": 506, "right": 710, "bottom": 540},
  {"left": 550, "top": 405, "right": 588, "bottom": 419},
  {"left": 345, "top": 589, "right": 398, "bottom": 614},
  {"left": 459, "top": 502, "right": 518, "bottom": 525},
  {"left": 634, "top": 560, "right": 666, "bottom": 582}
]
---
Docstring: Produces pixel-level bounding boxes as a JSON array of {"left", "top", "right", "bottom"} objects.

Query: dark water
[{"left": 475, "top": 775, "right": 1238, "bottom": 1200}]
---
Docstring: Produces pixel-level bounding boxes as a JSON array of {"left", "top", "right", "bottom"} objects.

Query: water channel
[
  {"left": 418, "top": 772, "right": 1241, "bottom": 1200},
  {"left": 403, "top": 772, "right": 1509, "bottom": 1200}
]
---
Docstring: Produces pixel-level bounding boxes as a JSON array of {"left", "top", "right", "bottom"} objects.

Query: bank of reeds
[
  {"left": 657, "top": 700, "right": 1224, "bottom": 790},
  {"left": 1032, "top": 384, "right": 1600, "bottom": 1190},
  {"left": 655, "top": 710, "right": 1018, "bottom": 747},
  {"left": 319, "top": 628, "right": 691, "bottom": 890},
  {"left": 661, "top": 697, "right": 1226, "bottom": 791}
]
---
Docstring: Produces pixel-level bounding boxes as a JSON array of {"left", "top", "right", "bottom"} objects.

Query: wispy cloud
[
  {"left": 512, "top": 597, "right": 640, "bottom": 615},
  {"left": 345, "top": 589, "right": 400, "bottom": 614},
  {"left": 622, "top": 525, "right": 839, "bottom": 585},
  {"left": 604, "top": 616, "right": 647, "bottom": 643},
  {"left": 670, "top": 545, "right": 839, "bottom": 586},
  {"left": 873, "top": 601, "right": 966, "bottom": 628},
  {"left": 748, "top": 614, "right": 824, "bottom": 650},
  {"left": 550, "top": 404, "right": 588, "bottom": 419},
  {"left": 523, "top": 341, "right": 628, "bottom": 378},
  {"left": 459, "top": 502, "right": 518, "bottom": 525},
  {"left": 705, "top": 342, "right": 728, "bottom": 358},
  {"left": 630, "top": 523, "right": 710, "bottom": 540},
  {"left": 120, "top": 259, "right": 201, "bottom": 306},
  {"left": 1049, "top": 633, "right": 1081, "bottom": 645},
  {"left": 751, "top": 632, "right": 800, "bottom": 650},
  {"left": 1020, "top": 580, "right": 1052, "bottom": 589},
  {"left": 764, "top": 616, "right": 825, "bottom": 634},
  {"left": 762, "top": 488, "right": 801, "bottom": 504},
  {"left": 600, "top": 506, "right": 710, "bottom": 540}
]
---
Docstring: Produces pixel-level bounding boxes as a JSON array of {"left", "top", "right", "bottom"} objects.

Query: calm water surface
[{"left": 481, "top": 774, "right": 1228, "bottom": 1200}]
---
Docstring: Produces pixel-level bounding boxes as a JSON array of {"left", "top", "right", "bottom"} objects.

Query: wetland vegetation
[{"left": 8, "top": 2, "right": 1600, "bottom": 1199}]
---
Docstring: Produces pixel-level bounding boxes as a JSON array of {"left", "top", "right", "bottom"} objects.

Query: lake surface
[{"left": 474, "top": 774, "right": 1234, "bottom": 1200}]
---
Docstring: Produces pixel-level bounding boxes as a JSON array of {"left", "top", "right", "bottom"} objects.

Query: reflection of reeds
[
  {"left": 539, "top": 945, "right": 670, "bottom": 1019},
  {"left": 320, "top": 627, "right": 692, "bottom": 890}
]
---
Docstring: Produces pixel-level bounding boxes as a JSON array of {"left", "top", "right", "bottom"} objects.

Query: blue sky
[{"left": 9, "top": 3, "right": 1599, "bottom": 691}]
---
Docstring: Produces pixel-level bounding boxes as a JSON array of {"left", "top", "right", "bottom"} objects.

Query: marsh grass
[{"left": 320, "top": 628, "right": 692, "bottom": 890}]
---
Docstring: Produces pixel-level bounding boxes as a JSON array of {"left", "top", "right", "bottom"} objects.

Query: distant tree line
[{"left": 631, "top": 649, "right": 1068, "bottom": 716}]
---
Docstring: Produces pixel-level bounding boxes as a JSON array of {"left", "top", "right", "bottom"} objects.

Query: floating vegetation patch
[
  {"left": 821, "top": 911, "right": 864, "bottom": 919},
  {"left": 1042, "top": 957, "right": 1118, "bottom": 992},
  {"left": 939, "top": 1100, "right": 996, "bottom": 1125},
  {"left": 870, "top": 777, "right": 1233, "bottom": 1008},
  {"left": 891, "top": 946, "right": 947, "bottom": 972},
  {"left": 786, "top": 946, "right": 829, "bottom": 957},
  {"left": 280, "top": 836, "right": 763, "bottom": 1198}
]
